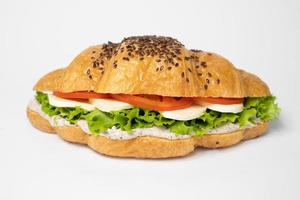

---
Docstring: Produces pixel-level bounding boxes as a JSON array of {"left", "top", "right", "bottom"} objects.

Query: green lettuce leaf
[
  {"left": 36, "top": 92, "right": 88, "bottom": 124},
  {"left": 35, "top": 92, "right": 280, "bottom": 136},
  {"left": 84, "top": 110, "right": 114, "bottom": 134}
]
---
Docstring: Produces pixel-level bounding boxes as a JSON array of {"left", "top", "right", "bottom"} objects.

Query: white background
[{"left": 0, "top": 0, "right": 299, "bottom": 199}]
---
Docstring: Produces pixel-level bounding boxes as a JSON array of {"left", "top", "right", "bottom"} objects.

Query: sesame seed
[{"left": 190, "top": 49, "right": 203, "bottom": 53}]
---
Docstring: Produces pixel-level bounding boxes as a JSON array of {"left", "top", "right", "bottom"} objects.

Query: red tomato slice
[
  {"left": 53, "top": 91, "right": 110, "bottom": 99},
  {"left": 194, "top": 97, "right": 244, "bottom": 105},
  {"left": 111, "top": 94, "right": 193, "bottom": 111}
]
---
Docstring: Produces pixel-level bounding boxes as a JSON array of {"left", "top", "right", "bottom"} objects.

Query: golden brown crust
[
  {"left": 239, "top": 69, "right": 271, "bottom": 97},
  {"left": 33, "top": 36, "right": 271, "bottom": 98},
  {"left": 27, "top": 109, "right": 55, "bottom": 133},
  {"left": 27, "top": 108, "right": 269, "bottom": 158},
  {"left": 60, "top": 45, "right": 106, "bottom": 92},
  {"left": 33, "top": 68, "right": 65, "bottom": 91}
]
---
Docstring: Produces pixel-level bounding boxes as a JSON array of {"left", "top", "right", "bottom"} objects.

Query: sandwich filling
[{"left": 29, "top": 92, "right": 280, "bottom": 140}]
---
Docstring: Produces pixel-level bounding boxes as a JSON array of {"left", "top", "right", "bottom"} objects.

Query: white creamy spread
[
  {"left": 77, "top": 120, "right": 190, "bottom": 140},
  {"left": 28, "top": 98, "right": 257, "bottom": 140},
  {"left": 28, "top": 98, "right": 73, "bottom": 127}
]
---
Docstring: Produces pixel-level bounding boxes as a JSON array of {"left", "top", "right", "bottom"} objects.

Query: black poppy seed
[
  {"left": 175, "top": 63, "right": 179, "bottom": 67},
  {"left": 99, "top": 67, "right": 104, "bottom": 70},
  {"left": 86, "top": 69, "right": 90, "bottom": 75},
  {"left": 91, "top": 57, "right": 95, "bottom": 60},
  {"left": 113, "top": 64, "right": 117, "bottom": 68},
  {"left": 206, "top": 79, "right": 210, "bottom": 84},
  {"left": 92, "top": 51, "right": 96, "bottom": 53},
  {"left": 140, "top": 57, "right": 144, "bottom": 60},
  {"left": 208, "top": 72, "right": 212, "bottom": 77},
  {"left": 204, "top": 84, "right": 208, "bottom": 90},
  {"left": 188, "top": 68, "right": 192, "bottom": 73},
  {"left": 181, "top": 72, "right": 185, "bottom": 78},
  {"left": 184, "top": 56, "right": 190, "bottom": 61},
  {"left": 186, "top": 78, "right": 189, "bottom": 83},
  {"left": 123, "top": 57, "right": 130, "bottom": 61},
  {"left": 201, "top": 61, "right": 207, "bottom": 68},
  {"left": 190, "top": 49, "right": 203, "bottom": 53},
  {"left": 167, "top": 67, "right": 172, "bottom": 70},
  {"left": 156, "top": 59, "right": 161, "bottom": 62},
  {"left": 217, "top": 79, "right": 220, "bottom": 84},
  {"left": 216, "top": 141, "right": 219, "bottom": 145},
  {"left": 156, "top": 67, "right": 159, "bottom": 72},
  {"left": 101, "top": 71, "right": 104, "bottom": 75},
  {"left": 196, "top": 65, "right": 200, "bottom": 69},
  {"left": 89, "top": 75, "right": 92, "bottom": 79},
  {"left": 197, "top": 73, "right": 202, "bottom": 76}
]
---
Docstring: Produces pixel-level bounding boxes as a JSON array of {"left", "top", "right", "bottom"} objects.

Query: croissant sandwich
[{"left": 27, "top": 36, "right": 280, "bottom": 158}]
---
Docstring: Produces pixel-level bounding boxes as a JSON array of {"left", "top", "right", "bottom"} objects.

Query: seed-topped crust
[{"left": 34, "top": 35, "right": 271, "bottom": 97}]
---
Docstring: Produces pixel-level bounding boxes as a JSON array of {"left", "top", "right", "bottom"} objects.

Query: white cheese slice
[
  {"left": 41, "top": 90, "right": 53, "bottom": 94},
  {"left": 206, "top": 103, "right": 243, "bottom": 113},
  {"left": 90, "top": 98, "right": 133, "bottom": 112},
  {"left": 161, "top": 106, "right": 207, "bottom": 121},
  {"left": 48, "top": 94, "right": 96, "bottom": 111}
]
